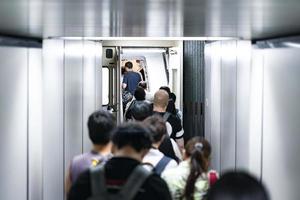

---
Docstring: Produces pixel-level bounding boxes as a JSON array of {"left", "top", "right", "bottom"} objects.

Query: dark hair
[
  {"left": 159, "top": 86, "right": 171, "bottom": 96},
  {"left": 143, "top": 115, "right": 167, "bottom": 143},
  {"left": 111, "top": 122, "right": 153, "bottom": 152},
  {"left": 138, "top": 81, "right": 147, "bottom": 89},
  {"left": 169, "top": 92, "right": 176, "bottom": 103},
  {"left": 207, "top": 171, "right": 269, "bottom": 200},
  {"left": 125, "top": 61, "right": 133, "bottom": 69},
  {"left": 134, "top": 86, "right": 146, "bottom": 101},
  {"left": 184, "top": 137, "right": 211, "bottom": 200},
  {"left": 131, "top": 101, "right": 152, "bottom": 121},
  {"left": 87, "top": 110, "right": 116, "bottom": 145}
]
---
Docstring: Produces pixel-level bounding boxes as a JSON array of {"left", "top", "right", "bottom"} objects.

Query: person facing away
[
  {"left": 130, "top": 100, "right": 153, "bottom": 122},
  {"left": 138, "top": 81, "right": 154, "bottom": 102},
  {"left": 142, "top": 115, "right": 178, "bottom": 175},
  {"left": 206, "top": 171, "right": 269, "bottom": 200},
  {"left": 153, "top": 89, "right": 184, "bottom": 161},
  {"left": 162, "top": 137, "right": 217, "bottom": 200},
  {"left": 122, "top": 61, "right": 142, "bottom": 95},
  {"left": 65, "top": 110, "right": 116, "bottom": 193},
  {"left": 124, "top": 86, "right": 146, "bottom": 121},
  {"left": 68, "top": 122, "right": 172, "bottom": 200}
]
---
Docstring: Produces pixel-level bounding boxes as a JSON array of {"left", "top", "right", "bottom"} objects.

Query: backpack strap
[
  {"left": 119, "top": 165, "right": 152, "bottom": 200},
  {"left": 162, "top": 112, "right": 171, "bottom": 122},
  {"left": 154, "top": 156, "right": 172, "bottom": 175},
  {"left": 89, "top": 164, "right": 110, "bottom": 200}
]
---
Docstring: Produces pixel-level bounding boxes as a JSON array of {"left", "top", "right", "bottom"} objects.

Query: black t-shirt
[
  {"left": 153, "top": 111, "right": 184, "bottom": 140},
  {"left": 68, "top": 157, "right": 172, "bottom": 200}
]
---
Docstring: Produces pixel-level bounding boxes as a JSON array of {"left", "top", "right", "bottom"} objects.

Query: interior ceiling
[{"left": 1, "top": 0, "right": 300, "bottom": 40}]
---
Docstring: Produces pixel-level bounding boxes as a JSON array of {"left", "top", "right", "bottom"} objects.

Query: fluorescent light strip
[{"left": 50, "top": 36, "right": 238, "bottom": 41}]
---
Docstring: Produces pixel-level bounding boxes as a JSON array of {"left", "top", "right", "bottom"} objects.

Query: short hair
[
  {"left": 134, "top": 86, "right": 146, "bottom": 101},
  {"left": 207, "top": 171, "right": 269, "bottom": 200},
  {"left": 111, "top": 122, "right": 153, "bottom": 152},
  {"left": 138, "top": 81, "right": 147, "bottom": 89},
  {"left": 87, "top": 110, "right": 116, "bottom": 145},
  {"left": 153, "top": 89, "right": 169, "bottom": 108},
  {"left": 169, "top": 92, "right": 176, "bottom": 103},
  {"left": 143, "top": 115, "right": 167, "bottom": 143},
  {"left": 159, "top": 86, "right": 171, "bottom": 96},
  {"left": 131, "top": 101, "right": 152, "bottom": 121},
  {"left": 125, "top": 61, "right": 133, "bottom": 69}
]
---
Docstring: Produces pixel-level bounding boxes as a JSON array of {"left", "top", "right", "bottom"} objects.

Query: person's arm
[
  {"left": 122, "top": 74, "right": 128, "bottom": 89},
  {"left": 65, "top": 165, "right": 72, "bottom": 196},
  {"left": 175, "top": 137, "right": 184, "bottom": 151}
]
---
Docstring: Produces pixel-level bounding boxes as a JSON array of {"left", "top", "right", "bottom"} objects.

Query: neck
[
  {"left": 153, "top": 106, "right": 166, "bottom": 113},
  {"left": 113, "top": 146, "right": 145, "bottom": 162},
  {"left": 93, "top": 143, "right": 112, "bottom": 155},
  {"left": 152, "top": 142, "right": 160, "bottom": 149}
]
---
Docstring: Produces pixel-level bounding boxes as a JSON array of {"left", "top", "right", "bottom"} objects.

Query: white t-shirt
[{"left": 143, "top": 148, "right": 178, "bottom": 172}]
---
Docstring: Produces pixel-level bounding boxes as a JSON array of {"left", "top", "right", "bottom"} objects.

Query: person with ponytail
[{"left": 162, "top": 137, "right": 217, "bottom": 200}]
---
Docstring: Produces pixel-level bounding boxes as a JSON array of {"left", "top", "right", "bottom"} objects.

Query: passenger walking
[
  {"left": 130, "top": 101, "right": 153, "bottom": 121},
  {"left": 143, "top": 115, "right": 178, "bottom": 175},
  {"left": 124, "top": 86, "right": 147, "bottom": 121},
  {"left": 138, "top": 81, "right": 154, "bottom": 102},
  {"left": 68, "top": 122, "right": 172, "bottom": 200},
  {"left": 122, "top": 61, "right": 142, "bottom": 95},
  {"left": 162, "top": 137, "right": 217, "bottom": 200},
  {"left": 206, "top": 171, "right": 269, "bottom": 200},
  {"left": 65, "top": 110, "right": 116, "bottom": 193}
]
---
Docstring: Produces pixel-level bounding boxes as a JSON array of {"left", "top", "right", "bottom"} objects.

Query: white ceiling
[{"left": 1, "top": 0, "right": 300, "bottom": 40}]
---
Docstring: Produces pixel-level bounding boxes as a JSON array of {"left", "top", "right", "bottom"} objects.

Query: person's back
[
  {"left": 206, "top": 171, "right": 269, "bottom": 200},
  {"left": 162, "top": 137, "right": 214, "bottom": 200},
  {"left": 68, "top": 123, "right": 172, "bottom": 200},
  {"left": 66, "top": 110, "right": 116, "bottom": 192},
  {"left": 122, "top": 61, "right": 142, "bottom": 95}
]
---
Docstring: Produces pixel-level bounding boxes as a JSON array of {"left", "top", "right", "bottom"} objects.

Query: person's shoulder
[{"left": 143, "top": 173, "right": 172, "bottom": 199}]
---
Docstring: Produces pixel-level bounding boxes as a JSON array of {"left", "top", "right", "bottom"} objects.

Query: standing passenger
[
  {"left": 68, "top": 123, "right": 172, "bottom": 200},
  {"left": 122, "top": 61, "right": 142, "bottom": 95},
  {"left": 162, "top": 137, "right": 216, "bottom": 200},
  {"left": 138, "top": 81, "right": 154, "bottom": 102},
  {"left": 65, "top": 110, "right": 116, "bottom": 193}
]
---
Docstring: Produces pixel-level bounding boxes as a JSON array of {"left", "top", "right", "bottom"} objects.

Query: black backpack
[{"left": 88, "top": 164, "right": 152, "bottom": 200}]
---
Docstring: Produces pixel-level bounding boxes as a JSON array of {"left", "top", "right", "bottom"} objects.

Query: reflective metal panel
[
  {"left": 262, "top": 48, "right": 300, "bottom": 200},
  {"left": 42, "top": 40, "right": 64, "bottom": 200},
  {"left": 28, "top": 48, "right": 42, "bottom": 200},
  {"left": 0, "top": 46, "right": 28, "bottom": 200},
  {"left": 220, "top": 41, "right": 237, "bottom": 171},
  {"left": 64, "top": 40, "right": 84, "bottom": 173}
]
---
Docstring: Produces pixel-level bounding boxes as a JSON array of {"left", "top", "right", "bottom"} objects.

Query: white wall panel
[
  {"left": 43, "top": 40, "right": 65, "bottom": 200},
  {"left": 220, "top": 41, "right": 237, "bottom": 171},
  {"left": 28, "top": 48, "right": 43, "bottom": 200},
  {"left": 0, "top": 47, "right": 28, "bottom": 200},
  {"left": 262, "top": 49, "right": 300, "bottom": 200},
  {"left": 64, "top": 40, "right": 84, "bottom": 173}
]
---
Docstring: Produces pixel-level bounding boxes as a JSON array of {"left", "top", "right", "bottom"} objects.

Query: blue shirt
[{"left": 123, "top": 71, "right": 142, "bottom": 94}]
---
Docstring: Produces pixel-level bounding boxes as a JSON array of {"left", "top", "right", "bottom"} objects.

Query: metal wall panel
[
  {"left": 43, "top": 40, "right": 65, "bottom": 200},
  {"left": 220, "top": 41, "right": 237, "bottom": 171},
  {"left": 64, "top": 40, "right": 84, "bottom": 173},
  {"left": 262, "top": 49, "right": 300, "bottom": 200},
  {"left": 28, "top": 48, "right": 43, "bottom": 200},
  {"left": 204, "top": 43, "right": 212, "bottom": 143},
  {"left": 236, "top": 41, "right": 251, "bottom": 170},
  {"left": 208, "top": 42, "right": 222, "bottom": 171},
  {"left": 0, "top": 47, "right": 28, "bottom": 200}
]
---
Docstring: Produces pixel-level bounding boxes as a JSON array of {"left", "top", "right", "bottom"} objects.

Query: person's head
[
  {"left": 134, "top": 86, "right": 146, "bottom": 101},
  {"left": 143, "top": 115, "right": 167, "bottom": 144},
  {"left": 125, "top": 61, "right": 133, "bottom": 70},
  {"left": 207, "top": 171, "right": 269, "bottom": 200},
  {"left": 111, "top": 122, "right": 153, "bottom": 159},
  {"left": 131, "top": 101, "right": 152, "bottom": 121},
  {"left": 159, "top": 86, "right": 171, "bottom": 96},
  {"left": 138, "top": 81, "right": 147, "bottom": 90},
  {"left": 183, "top": 137, "right": 212, "bottom": 200},
  {"left": 87, "top": 110, "right": 116, "bottom": 145},
  {"left": 169, "top": 92, "right": 176, "bottom": 103},
  {"left": 153, "top": 89, "right": 169, "bottom": 111}
]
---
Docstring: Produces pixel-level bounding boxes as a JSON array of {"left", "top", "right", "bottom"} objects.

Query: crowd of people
[{"left": 66, "top": 61, "right": 269, "bottom": 200}]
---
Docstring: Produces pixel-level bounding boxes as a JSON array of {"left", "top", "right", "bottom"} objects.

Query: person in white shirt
[{"left": 143, "top": 115, "right": 178, "bottom": 175}]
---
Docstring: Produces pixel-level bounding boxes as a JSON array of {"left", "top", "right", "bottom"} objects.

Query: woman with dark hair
[{"left": 162, "top": 137, "right": 217, "bottom": 200}]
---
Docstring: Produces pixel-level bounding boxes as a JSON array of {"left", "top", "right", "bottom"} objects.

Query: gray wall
[
  {"left": 205, "top": 40, "right": 300, "bottom": 199},
  {"left": 0, "top": 46, "right": 42, "bottom": 200},
  {"left": 43, "top": 40, "right": 102, "bottom": 200}
]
